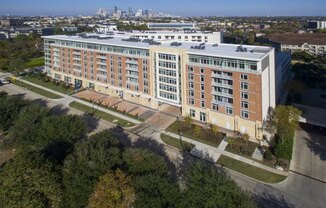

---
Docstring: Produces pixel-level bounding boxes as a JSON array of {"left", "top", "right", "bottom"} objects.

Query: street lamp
[{"left": 178, "top": 130, "right": 183, "bottom": 146}]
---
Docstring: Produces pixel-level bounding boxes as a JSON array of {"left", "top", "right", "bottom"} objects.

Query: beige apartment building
[{"left": 43, "top": 32, "right": 278, "bottom": 139}]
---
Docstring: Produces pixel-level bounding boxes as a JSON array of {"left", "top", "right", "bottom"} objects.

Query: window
[
  {"left": 189, "top": 90, "right": 195, "bottom": 97},
  {"left": 201, "top": 75, "right": 205, "bottom": 82},
  {"left": 201, "top": 93, "right": 205, "bottom": 99},
  {"left": 201, "top": 84, "right": 205, "bottom": 91},
  {"left": 241, "top": 74, "right": 248, "bottom": 80},
  {"left": 200, "top": 68, "right": 204, "bottom": 73},
  {"left": 188, "top": 98, "right": 195, "bottom": 105},
  {"left": 241, "top": 92, "right": 249, "bottom": 100},
  {"left": 226, "top": 107, "right": 234, "bottom": 115},
  {"left": 188, "top": 73, "right": 194, "bottom": 80},
  {"left": 241, "top": 101, "right": 249, "bottom": 109},
  {"left": 241, "top": 110, "right": 249, "bottom": 119},
  {"left": 212, "top": 103, "right": 218, "bottom": 111},
  {"left": 241, "top": 82, "right": 249, "bottom": 90},
  {"left": 190, "top": 109, "right": 196, "bottom": 117},
  {"left": 201, "top": 101, "right": 205, "bottom": 108},
  {"left": 189, "top": 82, "right": 194, "bottom": 89},
  {"left": 188, "top": 66, "right": 194, "bottom": 72},
  {"left": 200, "top": 112, "right": 206, "bottom": 122}
]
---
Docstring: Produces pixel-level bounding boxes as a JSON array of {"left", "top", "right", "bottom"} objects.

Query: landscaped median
[
  {"left": 166, "top": 119, "right": 226, "bottom": 148},
  {"left": 11, "top": 79, "right": 63, "bottom": 99},
  {"left": 160, "top": 133, "right": 195, "bottom": 153},
  {"left": 23, "top": 74, "right": 75, "bottom": 95},
  {"left": 217, "top": 155, "right": 287, "bottom": 183},
  {"left": 69, "top": 101, "right": 136, "bottom": 128}
]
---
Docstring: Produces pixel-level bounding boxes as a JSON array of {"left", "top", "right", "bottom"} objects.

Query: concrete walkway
[
  {"left": 163, "top": 131, "right": 288, "bottom": 176},
  {"left": 14, "top": 77, "right": 141, "bottom": 125}
]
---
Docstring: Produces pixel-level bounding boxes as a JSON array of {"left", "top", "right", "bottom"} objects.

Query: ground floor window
[
  {"left": 190, "top": 109, "right": 196, "bottom": 118},
  {"left": 241, "top": 110, "right": 249, "bottom": 119},
  {"left": 200, "top": 112, "right": 206, "bottom": 122}
]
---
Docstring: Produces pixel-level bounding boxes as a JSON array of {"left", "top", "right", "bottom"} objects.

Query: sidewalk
[
  {"left": 163, "top": 131, "right": 288, "bottom": 176},
  {"left": 14, "top": 77, "right": 141, "bottom": 125}
]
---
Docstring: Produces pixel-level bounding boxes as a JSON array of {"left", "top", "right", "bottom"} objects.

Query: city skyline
[{"left": 1, "top": 0, "right": 326, "bottom": 16}]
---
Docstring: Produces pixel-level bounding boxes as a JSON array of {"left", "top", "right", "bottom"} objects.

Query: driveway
[{"left": 291, "top": 123, "right": 326, "bottom": 182}]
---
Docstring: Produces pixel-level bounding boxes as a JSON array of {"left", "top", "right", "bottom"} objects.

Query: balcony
[
  {"left": 97, "top": 62, "right": 107, "bottom": 66},
  {"left": 126, "top": 67, "right": 139, "bottom": 72},
  {"left": 212, "top": 99, "right": 233, "bottom": 107},
  {"left": 126, "top": 79, "right": 139, "bottom": 85},
  {"left": 211, "top": 91, "right": 233, "bottom": 98},
  {"left": 211, "top": 72, "right": 233, "bottom": 80},
  {"left": 126, "top": 59, "right": 138, "bottom": 65},
  {"left": 211, "top": 82, "right": 233, "bottom": 89},
  {"left": 126, "top": 73, "right": 139, "bottom": 79}
]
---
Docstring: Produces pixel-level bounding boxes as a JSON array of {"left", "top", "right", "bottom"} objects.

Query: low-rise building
[{"left": 267, "top": 34, "right": 326, "bottom": 56}]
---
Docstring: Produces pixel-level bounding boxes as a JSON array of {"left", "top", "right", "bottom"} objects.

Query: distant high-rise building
[{"left": 96, "top": 8, "right": 108, "bottom": 17}]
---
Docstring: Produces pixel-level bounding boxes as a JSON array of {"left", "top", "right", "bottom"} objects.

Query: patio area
[{"left": 73, "top": 90, "right": 156, "bottom": 121}]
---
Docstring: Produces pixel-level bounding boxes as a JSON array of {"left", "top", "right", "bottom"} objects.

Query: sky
[{"left": 0, "top": 0, "right": 325, "bottom": 16}]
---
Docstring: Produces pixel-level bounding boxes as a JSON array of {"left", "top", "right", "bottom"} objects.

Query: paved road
[
  {"left": 291, "top": 124, "right": 326, "bottom": 182},
  {"left": 1, "top": 83, "right": 325, "bottom": 208}
]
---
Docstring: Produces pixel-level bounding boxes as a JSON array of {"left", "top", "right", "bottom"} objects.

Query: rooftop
[
  {"left": 267, "top": 33, "right": 326, "bottom": 46},
  {"left": 44, "top": 33, "right": 272, "bottom": 61}
]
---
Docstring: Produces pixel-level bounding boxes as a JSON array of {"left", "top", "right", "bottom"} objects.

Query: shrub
[
  {"left": 194, "top": 126, "right": 202, "bottom": 138},
  {"left": 184, "top": 116, "right": 192, "bottom": 128},
  {"left": 210, "top": 124, "right": 219, "bottom": 135}
]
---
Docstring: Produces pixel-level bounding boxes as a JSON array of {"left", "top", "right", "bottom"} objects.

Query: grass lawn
[
  {"left": 23, "top": 76, "right": 74, "bottom": 95},
  {"left": 161, "top": 133, "right": 195, "bottom": 152},
  {"left": 166, "top": 120, "right": 225, "bottom": 147},
  {"left": 12, "top": 79, "right": 63, "bottom": 99},
  {"left": 69, "top": 101, "right": 135, "bottom": 128},
  {"left": 79, "top": 97, "right": 145, "bottom": 122},
  {"left": 217, "top": 155, "right": 287, "bottom": 183},
  {"left": 24, "top": 57, "right": 44, "bottom": 68}
]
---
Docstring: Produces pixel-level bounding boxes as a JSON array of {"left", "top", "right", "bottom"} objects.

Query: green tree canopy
[
  {"left": 62, "top": 130, "right": 123, "bottom": 208},
  {"left": 178, "top": 161, "right": 255, "bottom": 208},
  {"left": 122, "top": 148, "right": 169, "bottom": 176},
  {"left": 88, "top": 169, "right": 135, "bottom": 208},
  {"left": 0, "top": 150, "right": 62, "bottom": 208},
  {"left": 0, "top": 95, "right": 31, "bottom": 131},
  {"left": 8, "top": 104, "right": 51, "bottom": 148}
]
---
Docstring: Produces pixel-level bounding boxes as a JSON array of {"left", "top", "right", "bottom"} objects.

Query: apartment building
[
  {"left": 267, "top": 33, "right": 326, "bottom": 56},
  {"left": 43, "top": 33, "right": 277, "bottom": 139},
  {"left": 147, "top": 23, "right": 196, "bottom": 30}
]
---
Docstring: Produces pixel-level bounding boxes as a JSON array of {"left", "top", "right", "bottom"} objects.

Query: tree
[
  {"left": 178, "top": 161, "right": 255, "bottom": 208},
  {"left": 194, "top": 126, "right": 202, "bottom": 138},
  {"left": 0, "top": 95, "right": 31, "bottom": 131},
  {"left": 35, "top": 114, "right": 87, "bottom": 162},
  {"left": 268, "top": 106, "right": 301, "bottom": 160},
  {"left": 62, "top": 130, "right": 123, "bottom": 208},
  {"left": 88, "top": 169, "right": 135, "bottom": 208},
  {"left": 0, "top": 150, "right": 62, "bottom": 208},
  {"left": 122, "top": 148, "right": 168, "bottom": 176},
  {"left": 132, "top": 173, "right": 181, "bottom": 208},
  {"left": 8, "top": 104, "right": 51, "bottom": 148},
  {"left": 247, "top": 31, "right": 256, "bottom": 45}
]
